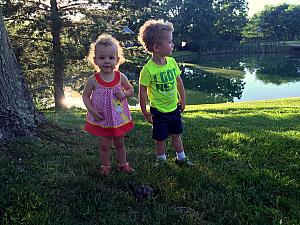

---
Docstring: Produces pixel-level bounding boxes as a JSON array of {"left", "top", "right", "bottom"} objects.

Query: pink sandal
[{"left": 118, "top": 162, "right": 134, "bottom": 173}]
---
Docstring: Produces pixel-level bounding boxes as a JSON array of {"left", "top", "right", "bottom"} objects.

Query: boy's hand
[
  {"left": 90, "top": 108, "right": 103, "bottom": 121},
  {"left": 114, "top": 89, "right": 126, "bottom": 100},
  {"left": 179, "top": 103, "right": 185, "bottom": 112},
  {"left": 143, "top": 112, "right": 153, "bottom": 124},
  {"left": 179, "top": 100, "right": 186, "bottom": 112}
]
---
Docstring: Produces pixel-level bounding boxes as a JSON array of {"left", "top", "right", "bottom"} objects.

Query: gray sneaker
[
  {"left": 154, "top": 158, "right": 167, "bottom": 167},
  {"left": 174, "top": 157, "right": 195, "bottom": 167}
]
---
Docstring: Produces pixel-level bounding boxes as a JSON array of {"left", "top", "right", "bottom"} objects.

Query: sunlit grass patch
[{"left": 1, "top": 98, "right": 299, "bottom": 225}]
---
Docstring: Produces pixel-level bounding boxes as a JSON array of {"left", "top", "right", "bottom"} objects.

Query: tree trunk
[
  {"left": 0, "top": 10, "right": 46, "bottom": 141},
  {"left": 50, "top": 0, "right": 65, "bottom": 111}
]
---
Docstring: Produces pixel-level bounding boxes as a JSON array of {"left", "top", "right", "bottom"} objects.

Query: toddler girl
[{"left": 83, "top": 34, "right": 134, "bottom": 175}]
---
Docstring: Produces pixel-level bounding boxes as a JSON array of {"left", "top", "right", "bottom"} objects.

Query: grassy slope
[{"left": 1, "top": 98, "right": 300, "bottom": 225}]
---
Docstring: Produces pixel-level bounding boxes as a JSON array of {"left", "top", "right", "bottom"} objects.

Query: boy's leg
[
  {"left": 113, "top": 135, "right": 126, "bottom": 165},
  {"left": 171, "top": 134, "right": 184, "bottom": 153},
  {"left": 171, "top": 134, "right": 194, "bottom": 166},
  {"left": 150, "top": 107, "right": 169, "bottom": 161},
  {"left": 155, "top": 139, "right": 167, "bottom": 159},
  {"left": 153, "top": 139, "right": 167, "bottom": 167},
  {"left": 99, "top": 136, "right": 112, "bottom": 166},
  {"left": 171, "top": 134, "right": 186, "bottom": 160},
  {"left": 169, "top": 106, "right": 185, "bottom": 160}
]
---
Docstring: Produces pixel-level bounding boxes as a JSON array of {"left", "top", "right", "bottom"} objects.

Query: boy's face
[{"left": 156, "top": 31, "right": 174, "bottom": 57}]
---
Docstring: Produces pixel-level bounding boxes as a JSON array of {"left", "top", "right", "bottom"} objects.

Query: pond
[
  {"left": 180, "top": 53, "right": 300, "bottom": 104},
  {"left": 65, "top": 53, "right": 300, "bottom": 108}
]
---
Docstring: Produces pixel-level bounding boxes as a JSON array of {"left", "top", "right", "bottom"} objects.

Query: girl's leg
[
  {"left": 98, "top": 136, "right": 112, "bottom": 166},
  {"left": 113, "top": 135, "right": 126, "bottom": 165},
  {"left": 114, "top": 135, "right": 133, "bottom": 172}
]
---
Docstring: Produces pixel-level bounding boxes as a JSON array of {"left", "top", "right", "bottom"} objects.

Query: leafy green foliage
[
  {"left": 1, "top": 0, "right": 299, "bottom": 110},
  {"left": 244, "top": 4, "right": 300, "bottom": 41},
  {"left": 213, "top": 0, "right": 248, "bottom": 41}
]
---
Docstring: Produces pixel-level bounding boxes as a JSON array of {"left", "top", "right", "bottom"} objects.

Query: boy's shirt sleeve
[
  {"left": 139, "top": 66, "right": 150, "bottom": 86},
  {"left": 171, "top": 58, "right": 181, "bottom": 77},
  {"left": 168, "top": 57, "right": 181, "bottom": 77}
]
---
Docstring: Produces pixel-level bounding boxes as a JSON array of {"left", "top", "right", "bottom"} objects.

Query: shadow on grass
[
  {"left": 178, "top": 111, "right": 300, "bottom": 224},
  {"left": 0, "top": 106, "right": 299, "bottom": 225}
]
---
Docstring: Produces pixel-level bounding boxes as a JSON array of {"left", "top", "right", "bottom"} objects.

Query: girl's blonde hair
[
  {"left": 138, "top": 19, "right": 174, "bottom": 53},
  {"left": 88, "top": 33, "right": 125, "bottom": 71}
]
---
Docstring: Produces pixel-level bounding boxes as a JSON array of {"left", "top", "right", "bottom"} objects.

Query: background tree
[
  {"left": 285, "top": 5, "right": 300, "bottom": 40},
  {"left": 246, "top": 4, "right": 300, "bottom": 41},
  {"left": 50, "top": 0, "right": 65, "bottom": 110},
  {"left": 4, "top": 0, "right": 287, "bottom": 111},
  {"left": 160, "top": 0, "right": 215, "bottom": 51},
  {"left": 186, "top": 0, "right": 215, "bottom": 50},
  {"left": 259, "top": 4, "right": 289, "bottom": 40},
  {"left": 0, "top": 9, "right": 45, "bottom": 141},
  {"left": 213, "top": 0, "right": 248, "bottom": 42},
  {"left": 159, "top": 0, "right": 248, "bottom": 52},
  {"left": 1, "top": 0, "right": 110, "bottom": 110}
]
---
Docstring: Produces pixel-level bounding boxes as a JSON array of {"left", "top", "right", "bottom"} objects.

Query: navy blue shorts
[{"left": 150, "top": 105, "right": 183, "bottom": 141}]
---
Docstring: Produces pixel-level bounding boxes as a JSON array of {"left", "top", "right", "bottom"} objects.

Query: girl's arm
[
  {"left": 82, "top": 76, "right": 103, "bottom": 120},
  {"left": 176, "top": 76, "right": 186, "bottom": 112},
  {"left": 115, "top": 73, "right": 134, "bottom": 99}
]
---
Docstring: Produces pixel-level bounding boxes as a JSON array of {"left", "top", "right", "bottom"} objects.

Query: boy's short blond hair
[
  {"left": 138, "top": 19, "right": 174, "bottom": 53},
  {"left": 88, "top": 33, "right": 125, "bottom": 71}
]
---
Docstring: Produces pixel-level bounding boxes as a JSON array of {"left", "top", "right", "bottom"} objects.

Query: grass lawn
[{"left": 1, "top": 98, "right": 300, "bottom": 225}]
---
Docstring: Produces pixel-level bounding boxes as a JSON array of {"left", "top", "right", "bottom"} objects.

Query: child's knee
[
  {"left": 171, "top": 133, "right": 181, "bottom": 139},
  {"left": 114, "top": 142, "right": 125, "bottom": 150},
  {"left": 100, "top": 143, "right": 111, "bottom": 151},
  {"left": 100, "top": 139, "right": 112, "bottom": 151}
]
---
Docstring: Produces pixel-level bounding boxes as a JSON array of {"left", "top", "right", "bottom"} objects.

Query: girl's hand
[
  {"left": 114, "top": 89, "right": 126, "bottom": 100},
  {"left": 90, "top": 108, "right": 103, "bottom": 121},
  {"left": 143, "top": 112, "right": 153, "bottom": 124}
]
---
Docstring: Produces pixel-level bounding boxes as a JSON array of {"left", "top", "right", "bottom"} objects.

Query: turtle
[{"left": 127, "top": 183, "right": 155, "bottom": 201}]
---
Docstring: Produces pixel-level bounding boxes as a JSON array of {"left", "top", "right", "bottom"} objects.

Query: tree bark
[
  {"left": 50, "top": 0, "right": 65, "bottom": 111},
  {"left": 0, "top": 10, "right": 46, "bottom": 141}
]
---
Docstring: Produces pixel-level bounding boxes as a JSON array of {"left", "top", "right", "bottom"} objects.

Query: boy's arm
[
  {"left": 176, "top": 76, "right": 186, "bottom": 112},
  {"left": 139, "top": 84, "right": 153, "bottom": 124}
]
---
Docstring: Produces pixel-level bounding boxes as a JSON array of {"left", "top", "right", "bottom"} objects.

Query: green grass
[{"left": 1, "top": 98, "right": 300, "bottom": 225}]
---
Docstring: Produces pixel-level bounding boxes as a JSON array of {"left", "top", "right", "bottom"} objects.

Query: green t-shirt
[{"left": 139, "top": 57, "right": 181, "bottom": 113}]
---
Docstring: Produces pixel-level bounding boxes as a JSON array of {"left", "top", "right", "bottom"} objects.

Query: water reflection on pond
[
  {"left": 65, "top": 53, "right": 300, "bottom": 108},
  {"left": 182, "top": 53, "right": 300, "bottom": 104},
  {"left": 234, "top": 68, "right": 300, "bottom": 102}
]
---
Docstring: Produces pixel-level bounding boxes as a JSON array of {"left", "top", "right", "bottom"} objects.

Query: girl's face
[
  {"left": 157, "top": 31, "right": 174, "bottom": 56},
  {"left": 94, "top": 44, "right": 119, "bottom": 74}
]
